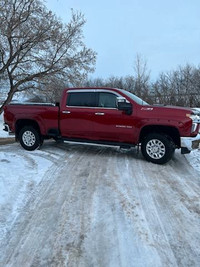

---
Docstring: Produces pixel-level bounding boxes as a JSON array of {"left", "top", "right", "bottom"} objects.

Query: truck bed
[{"left": 3, "top": 103, "right": 59, "bottom": 136}]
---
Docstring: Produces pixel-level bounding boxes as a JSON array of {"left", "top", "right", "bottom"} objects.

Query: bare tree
[
  {"left": 24, "top": 75, "right": 69, "bottom": 103},
  {"left": 0, "top": 0, "right": 96, "bottom": 113},
  {"left": 133, "top": 54, "right": 150, "bottom": 99}
]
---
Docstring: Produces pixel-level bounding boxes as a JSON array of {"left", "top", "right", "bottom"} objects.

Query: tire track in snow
[
  {"left": 1, "top": 144, "right": 200, "bottom": 267},
  {"left": 140, "top": 154, "right": 200, "bottom": 266},
  {"left": 0, "top": 142, "right": 73, "bottom": 266},
  {"left": 1, "top": 145, "right": 96, "bottom": 266}
]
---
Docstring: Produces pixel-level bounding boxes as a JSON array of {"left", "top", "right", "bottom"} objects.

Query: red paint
[{"left": 3, "top": 87, "right": 199, "bottom": 145}]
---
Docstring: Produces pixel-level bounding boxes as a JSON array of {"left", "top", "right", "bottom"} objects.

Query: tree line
[
  {"left": 24, "top": 55, "right": 200, "bottom": 108},
  {"left": 84, "top": 62, "right": 200, "bottom": 108}
]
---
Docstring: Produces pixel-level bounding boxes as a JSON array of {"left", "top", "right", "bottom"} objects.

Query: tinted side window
[
  {"left": 98, "top": 92, "right": 117, "bottom": 108},
  {"left": 67, "top": 92, "right": 96, "bottom": 107}
]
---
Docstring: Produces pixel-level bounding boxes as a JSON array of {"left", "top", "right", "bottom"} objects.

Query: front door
[{"left": 93, "top": 92, "right": 135, "bottom": 143}]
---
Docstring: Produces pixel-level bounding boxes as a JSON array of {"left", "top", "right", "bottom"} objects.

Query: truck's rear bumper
[
  {"left": 180, "top": 135, "right": 200, "bottom": 154},
  {"left": 3, "top": 123, "right": 14, "bottom": 135},
  {"left": 3, "top": 123, "right": 9, "bottom": 132}
]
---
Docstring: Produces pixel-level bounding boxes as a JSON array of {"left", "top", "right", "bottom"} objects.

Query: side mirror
[{"left": 117, "top": 97, "right": 132, "bottom": 115}]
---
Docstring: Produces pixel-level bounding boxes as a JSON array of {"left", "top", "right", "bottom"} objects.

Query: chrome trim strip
[
  {"left": 67, "top": 89, "right": 96, "bottom": 93},
  {"left": 67, "top": 89, "right": 121, "bottom": 96},
  {"left": 65, "top": 105, "right": 118, "bottom": 110},
  {"left": 10, "top": 102, "right": 56, "bottom": 106},
  {"left": 95, "top": 112, "right": 105, "bottom": 116}
]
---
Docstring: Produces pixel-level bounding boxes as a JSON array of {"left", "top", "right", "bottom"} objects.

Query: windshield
[{"left": 121, "top": 90, "right": 149, "bottom": 105}]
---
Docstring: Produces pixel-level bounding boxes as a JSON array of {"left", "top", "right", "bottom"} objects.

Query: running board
[{"left": 62, "top": 138, "right": 134, "bottom": 148}]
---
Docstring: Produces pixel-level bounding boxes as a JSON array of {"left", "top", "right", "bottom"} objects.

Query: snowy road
[{"left": 0, "top": 141, "right": 200, "bottom": 267}]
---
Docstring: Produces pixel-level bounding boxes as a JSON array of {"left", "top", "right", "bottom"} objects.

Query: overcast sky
[{"left": 45, "top": 0, "right": 200, "bottom": 80}]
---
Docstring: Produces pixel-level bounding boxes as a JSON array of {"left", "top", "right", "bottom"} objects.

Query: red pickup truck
[{"left": 3, "top": 87, "right": 200, "bottom": 164}]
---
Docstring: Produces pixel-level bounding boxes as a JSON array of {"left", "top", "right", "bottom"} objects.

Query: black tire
[
  {"left": 141, "top": 133, "right": 175, "bottom": 164},
  {"left": 19, "top": 126, "right": 41, "bottom": 151}
]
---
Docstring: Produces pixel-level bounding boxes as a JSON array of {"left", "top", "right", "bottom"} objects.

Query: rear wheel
[
  {"left": 19, "top": 126, "right": 41, "bottom": 151},
  {"left": 141, "top": 133, "right": 175, "bottom": 164}
]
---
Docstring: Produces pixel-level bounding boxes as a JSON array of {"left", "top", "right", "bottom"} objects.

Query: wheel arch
[
  {"left": 139, "top": 125, "right": 181, "bottom": 147},
  {"left": 15, "top": 119, "right": 41, "bottom": 140}
]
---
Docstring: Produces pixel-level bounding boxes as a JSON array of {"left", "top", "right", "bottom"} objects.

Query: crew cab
[{"left": 3, "top": 87, "right": 200, "bottom": 164}]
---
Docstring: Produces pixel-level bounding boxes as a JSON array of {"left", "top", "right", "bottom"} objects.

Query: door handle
[
  {"left": 62, "top": 110, "right": 71, "bottom": 114},
  {"left": 95, "top": 112, "right": 105, "bottom": 116}
]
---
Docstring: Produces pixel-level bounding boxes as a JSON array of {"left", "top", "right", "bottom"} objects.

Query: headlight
[
  {"left": 186, "top": 112, "right": 200, "bottom": 133},
  {"left": 191, "top": 123, "right": 198, "bottom": 133}
]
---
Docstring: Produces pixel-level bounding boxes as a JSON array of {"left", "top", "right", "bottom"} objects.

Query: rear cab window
[{"left": 67, "top": 92, "right": 96, "bottom": 107}]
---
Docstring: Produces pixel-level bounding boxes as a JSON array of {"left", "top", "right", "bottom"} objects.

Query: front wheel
[
  {"left": 141, "top": 133, "right": 175, "bottom": 164},
  {"left": 19, "top": 126, "right": 41, "bottom": 151}
]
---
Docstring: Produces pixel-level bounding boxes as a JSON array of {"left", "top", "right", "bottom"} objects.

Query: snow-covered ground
[{"left": 0, "top": 112, "right": 200, "bottom": 266}]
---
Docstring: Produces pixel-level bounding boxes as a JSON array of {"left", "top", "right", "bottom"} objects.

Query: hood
[{"left": 139, "top": 105, "right": 193, "bottom": 119}]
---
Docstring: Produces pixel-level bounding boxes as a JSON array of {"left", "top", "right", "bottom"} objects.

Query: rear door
[{"left": 60, "top": 90, "right": 96, "bottom": 139}]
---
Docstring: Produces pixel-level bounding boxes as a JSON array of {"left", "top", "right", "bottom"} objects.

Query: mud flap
[{"left": 181, "top": 147, "right": 191, "bottom": 154}]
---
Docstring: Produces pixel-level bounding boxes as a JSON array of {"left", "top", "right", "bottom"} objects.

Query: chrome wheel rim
[
  {"left": 22, "top": 131, "right": 36, "bottom": 147},
  {"left": 146, "top": 139, "right": 165, "bottom": 159}
]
